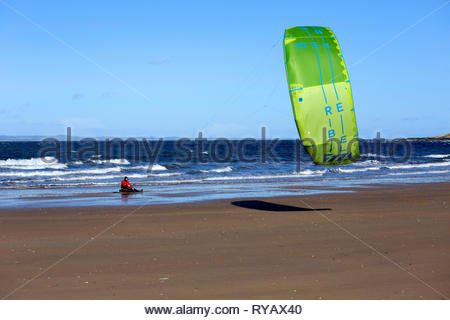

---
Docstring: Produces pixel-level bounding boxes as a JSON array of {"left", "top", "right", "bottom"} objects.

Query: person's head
[{"left": 124, "top": 176, "right": 128, "bottom": 181}]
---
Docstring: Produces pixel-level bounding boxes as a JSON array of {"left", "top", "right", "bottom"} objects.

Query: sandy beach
[{"left": 0, "top": 183, "right": 449, "bottom": 299}]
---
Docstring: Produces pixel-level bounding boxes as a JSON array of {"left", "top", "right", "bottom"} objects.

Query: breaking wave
[{"left": 0, "top": 157, "right": 67, "bottom": 170}]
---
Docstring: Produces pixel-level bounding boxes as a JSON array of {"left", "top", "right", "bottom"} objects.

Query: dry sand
[{"left": 0, "top": 183, "right": 449, "bottom": 299}]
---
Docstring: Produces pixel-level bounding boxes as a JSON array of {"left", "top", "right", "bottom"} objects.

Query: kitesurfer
[{"left": 120, "top": 176, "right": 138, "bottom": 192}]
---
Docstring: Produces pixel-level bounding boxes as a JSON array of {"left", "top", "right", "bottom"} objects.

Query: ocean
[{"left": 0, "top": 139, "right": 449, "bottom": 207}]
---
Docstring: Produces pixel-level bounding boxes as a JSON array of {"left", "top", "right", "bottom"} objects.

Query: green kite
[{"left": 284, "top": 26, "right": 359, "bottom": 165}]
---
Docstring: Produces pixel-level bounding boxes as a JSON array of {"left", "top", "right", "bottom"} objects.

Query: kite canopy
[{"left": 284, "top": 26, "right": 359, "bottom": 165}]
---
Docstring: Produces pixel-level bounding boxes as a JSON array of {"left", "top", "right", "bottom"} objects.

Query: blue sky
[{"left": 0, "top": 0, "right": 449, "bottom": 138}]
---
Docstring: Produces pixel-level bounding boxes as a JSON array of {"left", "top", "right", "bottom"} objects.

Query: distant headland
[{"left": 407, "top": 133, "right": 450, "bottom": 141}]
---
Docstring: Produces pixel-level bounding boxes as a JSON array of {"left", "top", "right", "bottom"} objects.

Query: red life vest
[{"left": 121, "top": 180, "right": 132, "bottom": 189}]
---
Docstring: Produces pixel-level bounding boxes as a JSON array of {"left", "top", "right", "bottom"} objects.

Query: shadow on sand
[{"left": 231, "top": 200, "right": 331, "bottom": 212}]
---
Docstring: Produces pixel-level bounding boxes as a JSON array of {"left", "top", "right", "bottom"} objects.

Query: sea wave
[
  {"left": 205, "top": 170, "right": 325, "bottom": 181},
  {"left": 147, "top": 172, "right": 183, "bottom": 177},
  {"left": 52, "top": 175, "right": 118, "bottom": 181},
  {"left": 334, "top": 160, "right": 450, "bottom": 173},
  {"left": 0, "top": 167, "right": 122, "bottom": 177},
  {"left": 118, "top": 172, "right": 182, "bottom": 178},
  {"left": 201, "top": 166, "right": 232, "bottom": 173},
  {"left": 360, "top": 153, "right": 390, "bottom": 159},
  {"left": 423, "top": 154, "right": 449, "bottom": 159},
  {"left": 0, "top": 157, "right": 67, "bottom": 170},
  {"left": 91, "top": 159, "right": 130, "bottom": 165},
  {"left": 387, "top": 161, "right": 450, "bottom": 170},
  {"left": 1, "top": 172, "right": 182, "bottom": 184},
  {"left": 353, "top": 159, "right": 381, "bottom": 166},
  {"left": 336, "top": 167, "right": 381, "bottom": 173},
  {"left": 128, "top": 164, "right": 168, "bottom": 171}
]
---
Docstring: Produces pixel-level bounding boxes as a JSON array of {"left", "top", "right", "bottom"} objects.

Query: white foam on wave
[
  {"left": 91, "top": 159, "right": 130, "bottom": 165},
  {"left": 354, "top": 159, "right": 381, "bottom": 166},
  {"left": 361, "top": 153, "right": 389, "bottom": 159},
  {"left": 299, "top": 169, "right": 326, "bottom": 175},
  {"left": 337, "top": 167, "right": 381, "bottom": 173},
  {"left": 423, "top": 154, "right": 449, "bottom": 159},
  {"left": 130, "top": 164, "right": 168, "bottom": 171},
  {"left": 201, "top": 166, "right": 232, "bottom": 173},
  {"left": 387, "top": 161, "right": 450, "bottom": 170},
  {"left": 334, "top": 160, "right": 450, "bottom": 173},
  {"left": 149, "top": 164, "right": 168, "bottom": 171},
  {"left": 0, "top": 157, "right": 67, "bottom": 170}
]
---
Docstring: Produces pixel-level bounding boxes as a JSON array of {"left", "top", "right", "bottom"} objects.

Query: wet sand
[{"left": 0, "top": 183, "right": 449, "bottom": 299}]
